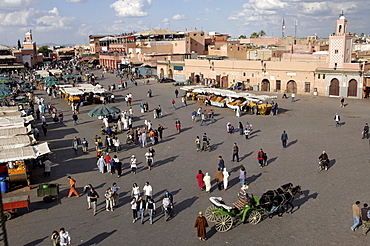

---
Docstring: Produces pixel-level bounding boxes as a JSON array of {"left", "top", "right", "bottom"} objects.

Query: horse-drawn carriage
[{"left": 205, "top": 183, "right": 302, "bottom": 232}]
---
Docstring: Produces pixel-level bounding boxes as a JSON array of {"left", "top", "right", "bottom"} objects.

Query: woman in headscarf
[
  {"left": 203, "top": 172, "right": 211, "bottom": 193},
  {"left": 223, "top": 168, "right": 229, "bottom": 190},
  {"left": 196, "top": 170, "right": 205, "bottom": 190},
  {"left": 97, "top": 155, "right": 106, "bottom": 173}
]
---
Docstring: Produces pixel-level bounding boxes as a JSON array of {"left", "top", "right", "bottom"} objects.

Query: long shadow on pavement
[
  {"left": 246, "top": 173, "right": 262, "bottom": 185},
  {"left": 24, "top": 236, "right": 48, "bottom": 246},
  {"left": 79, "top": 230, "right": 117, "bottom": 246},
  {"left": 287, "top": 139, "right": 298, "bottom": 148},
  {"left": 291, "top": 189, "right": 318, "bottom": 213}
]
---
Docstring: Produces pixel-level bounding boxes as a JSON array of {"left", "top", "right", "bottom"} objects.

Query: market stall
[{"left": 0, "top": 142, "right": 51, "bottom": 187}]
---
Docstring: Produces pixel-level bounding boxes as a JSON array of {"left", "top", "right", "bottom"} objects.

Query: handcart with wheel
[
  {"left": 2, "top": 195, "right": 30, "bottom": 220},
  {"left": 37, "top": 183, "right": 59, "bottom": 203}
]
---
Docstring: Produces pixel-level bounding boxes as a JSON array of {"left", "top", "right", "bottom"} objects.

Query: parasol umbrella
[
  {"left": 0, "top": 80, "right": 12, "bottom": 84},
  {"left": 44, "top": 76, "right": 58, "bottom": 81},
  {"left": 88, "top": 105, "right": 121, "bottom": 117},
  {"left": 0, "top": 88, "right": 11, "bottom": 99},
  {"left": 62, "top": 74, "right": 75, "bottom": 79},
  {"left": 45, "top": 81, "right": 63, "bottom": 86}
]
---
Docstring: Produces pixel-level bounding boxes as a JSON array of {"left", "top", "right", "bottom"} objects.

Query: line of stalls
[
  {"left": 58, "top": 84, "right": 108, "bottom": 105},
  {"left": 0, "top": 107, "right": 51, "bottom": 193},
  {"left": 180, "top": 86, "right": 277, "bottom": 115}
]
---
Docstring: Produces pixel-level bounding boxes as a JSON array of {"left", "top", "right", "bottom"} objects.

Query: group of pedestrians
[{"left": 351, "top": 201, "right": 370, "bottom": 235}]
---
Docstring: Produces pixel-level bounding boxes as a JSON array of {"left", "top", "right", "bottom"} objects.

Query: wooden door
[
  {"left": 348, "top": 79, "right": 357, "bottom": 97},
  {"left": 329, "top": 79, "right": 339, "bottom": 96},
  {"left": 287, "top": 80, "right": 297, "bottom": 93}
]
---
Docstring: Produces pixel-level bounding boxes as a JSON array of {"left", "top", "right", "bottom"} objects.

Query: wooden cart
[
  {"left": 37, "top": 184, "right": 59, "bottom": 203},
  {"left": 2, "top": 195, "right": 30, "bottom": 220}
]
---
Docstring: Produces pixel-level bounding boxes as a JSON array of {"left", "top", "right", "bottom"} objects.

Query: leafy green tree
[
  {"left": 258, "top": 30, "right": 266, "bottom": 37},
  {"left": 250, "top": 32, "right": 259, "bottom": 38},
  {"left": 239, "top": 35, "right": 247, "bottom": 39},
  {"left": 37, "top": 46, "right": 52, "bottom": 57}
]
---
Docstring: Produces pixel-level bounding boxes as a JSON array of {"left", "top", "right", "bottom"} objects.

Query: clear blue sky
[{"left": 0, "top": 0, "right": 368, "bottom": 46}]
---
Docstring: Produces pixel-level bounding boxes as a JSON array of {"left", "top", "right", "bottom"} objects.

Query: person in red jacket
[{"left": 257, "top": 149, "right": 265, "bottom": 168}]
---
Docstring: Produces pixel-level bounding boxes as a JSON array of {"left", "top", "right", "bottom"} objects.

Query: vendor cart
[
  {"left": 37, "top": 183, "right": 59, "bottom": 203},
  {"left": 2, "top": 195, "right": 30, "bottom": 220}
]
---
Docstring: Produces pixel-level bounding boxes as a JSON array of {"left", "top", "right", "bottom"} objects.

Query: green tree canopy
[
  {"left": 239, "top": 35, "right": 247, "bottom": 39},
  {"left": 37, "top": 46, "right": 52, "bottom": 57},
  {"left": 250, "top": 32, "right": 259, "bottom": 38}
]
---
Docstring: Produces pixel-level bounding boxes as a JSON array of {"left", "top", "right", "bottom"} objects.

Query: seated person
[{"left": 100, "top": 126, "right": 107, "bottom": 135}]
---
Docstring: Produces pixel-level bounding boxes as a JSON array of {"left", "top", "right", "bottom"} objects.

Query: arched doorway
[
  {"left": 348, "top": 79, "right": 357, "bottom": 97},
  {"left": 261, "top": 79, "right": 270, "bottom": 91},
  {"left": 286, "top": 80, "right": 297, "bottom": 93},
  {"left": 160, "top": 68, "right": 164, "bottom": 79},
  {"left": 329, "top": 78, "right": 339, "bottom": 96},
  {"left": 168, "top": 69, "right": 173, "bottom": 79},
  {"left": 195, "top": 75, "right": 200, "bottom": 83}
]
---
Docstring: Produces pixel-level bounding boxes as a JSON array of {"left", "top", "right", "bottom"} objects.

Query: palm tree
[
  {"left": 250, "top": 32, "right": 259, "bottom": 38},
  {"left": 258, "top": 30, "right": 266, "bottom": 37}
]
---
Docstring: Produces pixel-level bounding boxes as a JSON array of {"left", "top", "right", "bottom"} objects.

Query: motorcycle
[{"left": 318, "top": 159, "right": 329, "bottom": 172}]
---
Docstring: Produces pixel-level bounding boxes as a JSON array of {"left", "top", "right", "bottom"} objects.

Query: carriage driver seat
[{"left": 209, "top": 197, "right": 233, "bottom": 212}]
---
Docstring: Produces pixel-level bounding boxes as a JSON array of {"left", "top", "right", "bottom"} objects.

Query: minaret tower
[{"left": 329, "top": 11, "right": 353, "bottom": 69}]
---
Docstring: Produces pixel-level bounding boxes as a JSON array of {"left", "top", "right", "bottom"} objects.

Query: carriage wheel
[
  {"left": 215, "top": 214, "right": 233, "bottom": 232},
  {"left": 43, "top": 196, "right": 53, "bottom": 203},
  {"left": 248, "top": 210, "right": 262, "bottom": 225},
  {"left": 3, "top": 211, "right": 12, "bottom": 221},
  {"left": 205, "top": 205, "right": 218, "bottom": 222}
]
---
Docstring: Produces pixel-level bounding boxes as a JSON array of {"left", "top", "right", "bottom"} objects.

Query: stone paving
[{"left": 5, "top": 70, "right": 370, "bottom": 245}]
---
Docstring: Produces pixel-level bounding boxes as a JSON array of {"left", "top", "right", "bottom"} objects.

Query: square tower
[{"left": 329, "top": 12, "right": 353, "bottom": 69}]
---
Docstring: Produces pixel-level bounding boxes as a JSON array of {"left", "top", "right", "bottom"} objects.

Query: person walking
[
  {"left": 84, "top": 184, "right": 93, "bottom": 210},
  {"left": 131, "top": 183, "right": 140, "bottom": 199},
  {"left": 291, "top": 93, "right": 295, "bottom": 102},
  {"left": 199, "top": 112, "right": 206, "bottom": 126},
  {"left": 131, "top": 197, "right": 138, "bottom": 223},
  {"left": 281, "top": 130, "right": 288, "bottom": 148},
  {"left": 146, "top": 197, "right": 156, "bottom": 224},
  {"left": 201, "top": 133, "right": 209, "bottom": 151},
  {"left": 143, "top": 182, "right": 153, "bottom": 201},
  {"left": 137, "top": 197, "right": 146, "bottom": 224},
  {"left": 171, "top": 99, "right": 176, "bottom": 109},
  {"left": 238, "top": 122, "right": 243, "bottom": 135},
  {"left": 351, "top": 201, "right": 361, "bottom": 231},
  {"left": 175, "top": 89, "right": 179, "bottom": 98},
  {"left": 257, "top": 149, "right": 265, "bottom": 168},
  {"left": 215, "top": 168, "right": 224, "bottom": 191},
  {"left": 203, "top": 172, "right": 211, "bottom": 193},
  {"left": 59, "top": 228, "right": 71, "bottom": 246},
  {"left": 67, "top": 176, "right": 80, "bottom": 197},
  {"left": 89, "top": 188, "right": 99, "bottom": 216},
  {"left": 81, "top": 138, "right": 88, "bottom": 153},
  {"left": 130, "top": 155, "right": 137, "bottom": 174},
  {"left": 194, "top": 212, "right": 208, "bottom": 241},
  {"left": 145, "top": 150, "right": 153, "bottom": 170},
  {"left": 175, "top": 118, "right": 181, "bottom": 133},
  {"left": 41, "top": 122, "right": 48, "bottom": 136},
  {"left": 104, "top": 187, "right": 114, "bottom": 212},
  {"left": 72, "top": 136, "right": 79, "bottom": 155},
  {"left": 334, "top": 113, "right": 341, "bottom": 127},
  {"left": 51, "top": 230, "right": 60, "bottom": 246},
  {"left": 218, "top": 156, "right": 225, "bottom": 170},
  {"left": 363, "top": 123, "right": 369, "bottom": 139},
  {"left": 239, "top": 166, "right": 247, "bottom": 186},
  {"left": 72, "top": 113, "right": 78, "bottom": 125},
  {"left": 340, "top": 97, "right": 345, "bottom": 107},
  {"left": 196, "top": 170, "right": 205, "bottom": 190},
  {"left": 97, "top": 155, "right": 106, "bottom": 173},
  {"left": 195, "top": 136, "right": 201, "bottom": 151},
  {"left": 158, "top": 124, "right": 164, "bottom": 141},
  {"left": 232, "top": 143, "right": 240, "bottom": 162},
  {"left": 223, "top": 168, "right": 229, "bottom": 190},
  {"left": 282, "top": 91, "right": 287, "bottom": 99},
  {"left": 361, "top": 203, "right": 370, "bottom": 235}
]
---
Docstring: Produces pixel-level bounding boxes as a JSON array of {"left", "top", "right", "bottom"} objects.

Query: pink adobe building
[
  {"left": 93, "top": 30, "right": 205, "bottom": 69},
  {"left": 12, "top": 31, "right": 43, "bottom": 68},
  {"left": 157, "top": 13, "right": 370, "bottom": 98}
]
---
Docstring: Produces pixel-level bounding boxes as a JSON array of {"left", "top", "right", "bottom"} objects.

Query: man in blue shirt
[{"left": 281, "top": 130, "right": 288, "bottom": 148}]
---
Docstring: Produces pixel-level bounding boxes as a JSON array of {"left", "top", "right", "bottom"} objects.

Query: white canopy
[
  {"left": 0, "top": 142, "right": 51, "bottom": 163},
  {"left": 0, "top": 135, "right": 32, "bottom": 149},
  {"left": 0, "top": 125, "right": 31, "bottom": 138}
]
